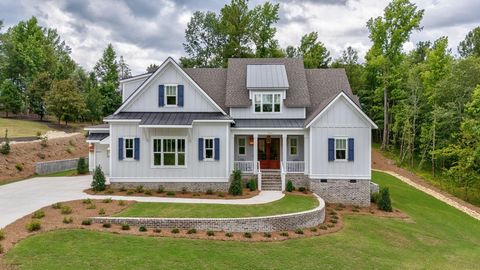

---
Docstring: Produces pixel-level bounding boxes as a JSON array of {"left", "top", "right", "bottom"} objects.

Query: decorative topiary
[
  {"left": 377, "top": 187, "right": 392, "bottom": 212},
  {"left": 229, "top": 169, "right": 243, "bottom": 196},
  {"left": 77, "top": 157, "right": 88, "bottom": 174},
  {"left": 91, "top": 165, "right": 106, "bottom": 192},
  {"left": 248, "top": 179, "right": 257, "bottom": 191},
  {"left": 286, "top": 180, "right": 294, "bottom": 192}
]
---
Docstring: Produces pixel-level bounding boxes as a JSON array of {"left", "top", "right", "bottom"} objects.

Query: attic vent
[
  {"left": 320, "top": 179, "right": 328, "bottom": 183},
  {"left": 349, "top": 179, "right": 357, "bottom": 183}
]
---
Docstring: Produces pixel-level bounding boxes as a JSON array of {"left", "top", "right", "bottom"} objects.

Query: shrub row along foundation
[{"left": 92, "top": 195, "right": 325, "bottom": 232}]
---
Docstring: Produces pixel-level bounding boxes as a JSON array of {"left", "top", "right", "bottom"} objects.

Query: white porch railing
[
  {"left": 286, "top": 161, "right": 305, "bottom": 173},
  {"left": 234, "top": 161, "right": 254, "bottom": 173},
  {"left": 280, "top": 162, "right": 286, "bottom": 192},
  {"left": 257, "top": 161, "right": 262, "bottom": 191}
]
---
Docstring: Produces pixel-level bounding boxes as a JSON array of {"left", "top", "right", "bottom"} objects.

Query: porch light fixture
[
  {"left": 89, "top": 143, "right": 94, "bottom": 153},
  {"left": 249, "top": 136, "right": 254, "bottom": 145}
]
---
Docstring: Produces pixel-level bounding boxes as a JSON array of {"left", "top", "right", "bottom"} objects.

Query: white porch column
[
  {"left": 282, "top": 134, "right": 287, "bottom": 170},
  {"left": 229, "top": 131, "right": 234, "bottom": 175},
  {"left": 253, "top": 134, "right": 258, "bottom": 174},
  {"left": 304, "top": 134, "right": 309, "bottom": 175}
]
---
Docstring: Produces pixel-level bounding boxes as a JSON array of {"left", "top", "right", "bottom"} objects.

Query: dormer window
[
  {"left": 254, "top": 93, "right": 281, "bottom": 113},
  {"left": 165, "top": 85, "right": 177, "bottom": 106}
]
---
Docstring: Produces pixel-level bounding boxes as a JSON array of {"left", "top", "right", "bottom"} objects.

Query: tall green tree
[
  {"left": 331, "top": 46, "right": 365, "bottom": 94},
  {"left": 146, "top": 64, "right": 160, "bottom": 73},
  {"left": 0, "top": 79, "right": 23, "bottom": 117},
  {"left": 118, "top": 56, "right": 131, "bottom": 79},
  {"left": 365, "top": 0, "right": 424, "bottom": 150},
  {"left": 27, "top": 72, "right": 52, "bottom": 120},
  {"left": 45, "top": 79, "right": 85, "bottom": 125},
  {"left": 297, "top": 32, "right": 331, "bottom": 68},
  {"left": 94, "top": 44, "right": 121, "bottom": 115},
  {"left": 250, "top": 2, "right": 282, "bottom": 58},
  {"left": 458, "top": 26, "right": 480, "bottom": 58}
]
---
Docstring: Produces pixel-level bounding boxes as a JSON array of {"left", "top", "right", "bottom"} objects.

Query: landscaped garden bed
[{"left": 83, "top": 186, "right": 260, "bottom": 199}]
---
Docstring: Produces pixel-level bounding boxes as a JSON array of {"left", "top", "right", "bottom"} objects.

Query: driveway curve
[{"left": 0, "top": 176, "right": 284, "bottom": 228}]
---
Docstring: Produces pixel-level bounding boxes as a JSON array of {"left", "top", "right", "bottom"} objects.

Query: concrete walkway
[{"left": 0, "top": 175, "right": 284, "bottom": 228}]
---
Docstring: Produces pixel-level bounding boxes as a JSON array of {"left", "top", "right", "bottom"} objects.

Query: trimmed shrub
[
  {"left": 66, "top": 147, "right": 74, "bottom": 154},
  {"left": 286, "top": 180, "right": 294, "bottom": 192},
  {"left": 77, "top": 157, "right": 88, "bottom": 174},
  {"left": 69, "top": 139, "right": 76, "bottom": 147},
  {"left": 166, "top": 191, "right": 175, "bottom": 196},
  {"left": 102, "top": 223, "right": 111, "bottom": 228},
  {"left": 15, "top": 163, "right": 23, "bottom": 171},
  {"left": 98, "top": 208, "right": 106, "bottom": 215},
  {"left": 206, "top": 189, "right": 214, "bottom": 195},
  {"left": 243, "top": 232, "right": 252, "bottom": 238},
  {"left": 135, "top": 185, "right": 144, "bottom": 193},
  {"left": 118, "top": 200, "right": 126, "bottom": 206},
  {"left": 225, "top": 232, "right": 233, "bottom": 237},
  {"left": 106, "top": 189, "right": 114, "bottom": 194},
  {"left": 156, "top": 185, "right": 165, "bottom": 193},
  {"left": 171, "top": 228, "right": 180, "bottom": 234},
  {"left": 206, "top": 230, "right": 215, "bottom": 236},
  {"left": 187, "top": 228, "right": 197, "bottom": 234},
  {"left": 0, "top": 129, "right": 10, "bottom": 155},
  {"left": 63, "top": 216, "right": 73, "bottom": 224},
  {"left": 298, "top": 187, "right": 307, "bottom": 193},
  {"left": 248, "top": 179, "right": 257, "bottom": 191},
  {"left": 81, "top": 219, "right": 92, "bottom": 226},
  {"left": 327, "top": 223, "right": 335, "bottom": 228},
  {"left": 119, "top": 186, "right": 127, "bottom": 192},
  {"left": 310, "top": 227, "right": 318, "bottom": 232},
  {"left": 217, "top": 192, "right": 225, "bottom": 197},
  {"left": 86, "top": 204, "right": 97, "bottom": 210},
  {"left": 121, "top": 224, "right": 130, "bottom": 230},
  {"left": 280, "top": 232, "right": 289, "bottom": 237},
  {"left": 61, "top": 206, "right": 72, "bottom": 215},
  {"left": 0, "top": 229, "right": 5, "bottom": 240},
  {"left": 52, "top": 202, "right": 62, "bottom": 209},
  {"left": 378, "top": 187, "right": 393, "bottom": 212},
  {"left": 371, "top": 191, "right": 380, "bottom": 203},
  {"left": 126, "top": 190, "right": 134, "bottom": 195},
  {"left": 153, "top": 228, "right": 162, "bottom": 233},
  {"left": 37, "top": 152, "right": 45, "bottom": 159},
  {"left": 229, "top": 169, "right": 243, "bottom": 196},
  {"left": 26, "top": 220, "right": 41, "bottom": 232},
  {"left": 91, "top": 165, "right": 106, "bottom": 192},
  {"left": 83, "top": 198, "right": 92, "bottom": 204},
  {"left": 319, "top": 224, "right": 328, "bottom": 230},
  {"left": 139, "top": 226, "right": 147, "bottom": 232},
  {"left": 181, "top": 187, "right": 188, "bottom": 194},
  {"left": 144, "top": 189, "right": 152, "bottom": 195},
  {"left": 295, "top": 228, "right": 304, "bottom": 235},
  {"left": 32, "top": 210, "right": 45, "bottom": 219},
  {"left": 102, "top": 198, "right": 112, "bottom": 203},
  {"left": 40, "top": 136, "right": 48, "bottom": 148},
  {"left": 263, "top": 232, "right": 272, "bottom": 238},
  {"left": 0, "top": 244, "right": 3, "bottom": 254}
]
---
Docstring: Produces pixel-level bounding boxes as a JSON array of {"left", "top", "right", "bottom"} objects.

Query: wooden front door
[{"left": 258, "top": 137, "right": 280, "bottom": 169}]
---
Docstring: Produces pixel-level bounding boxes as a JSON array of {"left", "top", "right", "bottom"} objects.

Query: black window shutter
[
  {"left": 214, "top": 138, "right": 220, "bottom": 160},
  {"left": 159, "top": 85, "right": 165, "bottom": 106},
  {"left": 118, "top": 138, "right": 124, "bottom": 160},
  {"left": 328, "top": 138, "right": 334, "bottom": 161},
  {"left": 348, "top": 138, "right": 354, "bottom": 161},
  {"left": 134, "top": 138, "right": 140, "bottom": 160},
  {"left": 178, "top": 85, "right": 184, "bottom": 107},
  {"left": 198, "top": 138, "right": 204, "bottom": 160}
]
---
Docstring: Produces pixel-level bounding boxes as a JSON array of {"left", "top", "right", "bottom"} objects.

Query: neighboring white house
[{"left": 86, "top": 57, "right": 377, "bottom": 206}]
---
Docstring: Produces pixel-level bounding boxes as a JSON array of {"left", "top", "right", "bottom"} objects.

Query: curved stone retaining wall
[{"left": 92, "top": 195, "right": 325, "bottom": 232}]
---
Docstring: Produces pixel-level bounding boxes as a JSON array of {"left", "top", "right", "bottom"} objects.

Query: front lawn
[
  {"left": 0, "top": 118, "right": 54, "bottom": 138},
  {"left": 115, "top": 194, "right": 318, "bottom": 218},
  {"left": 4, "top": 171, "right": 480, "bottom": 269},
  {"left": 37, "top": 169, "right": 79, "bottom": 177}
]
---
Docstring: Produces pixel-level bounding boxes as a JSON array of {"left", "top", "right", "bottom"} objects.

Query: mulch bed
[
  {"left": 84, "top": 187, "right": 261, "bottom": 200},
  {"left": 0, "top": 199, "right": 408, "bottom": 263}
]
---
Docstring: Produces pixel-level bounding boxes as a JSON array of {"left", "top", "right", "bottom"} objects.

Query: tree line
[
  {"left": 180, "top": 0, "right": 480, "bottom": 203},
  {"left": 0, "top": 17, "right": 132, "bottom": 125}
]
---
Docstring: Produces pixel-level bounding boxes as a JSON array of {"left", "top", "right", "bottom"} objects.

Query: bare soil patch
[{"left": 0, "top": 134, "right": 88, "bottom": 184}]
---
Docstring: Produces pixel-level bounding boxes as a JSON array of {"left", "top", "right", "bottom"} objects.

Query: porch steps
[{"left": 261, "top": 172, "right": 282, "bottom": 191}]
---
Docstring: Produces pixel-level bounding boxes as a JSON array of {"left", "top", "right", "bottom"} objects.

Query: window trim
[
  {"left": 203, "top": 137, "right": 215, "bottom": 161},
  {"left": 164, "top": 84, "right": 178, "bottom": 107},
  {"left": 237, "top": 136, "right": 246, "bottom": 156},
  {"left": 123, "top": 137, "right": 135, "bottom": 160},
  {"left": 334, "top": 137, "right": 348, "bottom": 161},
  {"left": 151, "top": 136, "right": 187, "bottom": 168},
  {"left": 288, "top": 136, "right": 298, "bottom": 156},
  {"left": 253, "top": 93, "right": 282, "bottom": 113}
]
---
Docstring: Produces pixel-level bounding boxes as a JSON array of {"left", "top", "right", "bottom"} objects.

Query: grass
[
  {"left": 0, "top": 118, "right": 53, "bottom": 138},
  {"left": 4, "top": 171, "right": 480, "bottom": 269},
  {"left": 374, "top": 144, "right": 480, "bottom": 206},
  {"left": 115, "top": 194, "right": 318, "bottom": 218},
  {"left": 37, "top": 169, "right": 78, "bottom": 177}
]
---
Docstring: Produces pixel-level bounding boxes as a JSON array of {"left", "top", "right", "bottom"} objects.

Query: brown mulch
[
  {"left": 0, "top": 199, "right": 408, "bottom": 264},
  {"left": 371, "top": 149, "right": 480, "bottom": 216},
  {"left": 0, "top": 134, "right": 88, "bottom": 184},
  {"left": 84, "top": 187, "right": 261, "bottom": 199}
]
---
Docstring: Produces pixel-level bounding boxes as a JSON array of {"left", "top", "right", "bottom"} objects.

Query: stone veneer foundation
[
  {"left": 110, "top": 182, "right": 230, "bottom": 193},
  {"left": 310, "top": 179, "right": 370, "bottom": 207},
  {"left": 92, "top": 195, "right": 325, "bottom": 232}
]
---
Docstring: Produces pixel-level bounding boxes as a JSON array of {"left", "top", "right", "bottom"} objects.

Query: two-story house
[{"left": 86, "top": 57, "right": 377, "bottom": 206}]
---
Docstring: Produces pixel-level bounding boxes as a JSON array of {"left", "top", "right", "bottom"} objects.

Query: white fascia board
[
  {"left": 84, "top": 127, "right": 109, "bottom": 131},
  {"left": 193, "top": 120, "right": 234, "bottom": 123},
  {"left": 305, "top": 92, "right": 378, "bottom": 129},
  {"left": 120, "top": 73, "right": 151, "bottom": 83},
  {"left": 103, "top": 119, "right": 141, "bottom": 123},
  {"left": 231, "top": 127, "right": 305, "bottom": 131}
]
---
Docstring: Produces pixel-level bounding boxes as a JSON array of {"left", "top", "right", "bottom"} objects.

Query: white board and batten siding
[
  {"left": 109, "top": 122, "right": 230, "bottom": 182},
  {"left": 309, "top": 96, "right": 372, "bottom": 179},
  {"left": 123, "top": 62, "right": 218, "bottom": 112},
  {"left": 121, "top": 75, "right": 149, "bottom": 102}
]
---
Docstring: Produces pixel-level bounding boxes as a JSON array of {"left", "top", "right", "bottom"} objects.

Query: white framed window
[
  {"left": 204, "top": 138, "right": 215, "bottom": 160},
  {"left": 254, "top": 93, "right": 281, "bottom": 113},
  {"left": 151, "top": 137, "right": 186, "bottom": 167},
  {"left": 165, "top": 84, "right": 177, "bottom": 106},
  {"left": 237, "top": 137, "right": 246, "bottom": 156},
  {"left": 124, "top": 138, "right": 134, "bottom": 159},
  {"left": 289, "top": 137, "right": 298, "bottom": 156},
  {"left": 335, "top": 138, "right": 348, "bottom": 160}
]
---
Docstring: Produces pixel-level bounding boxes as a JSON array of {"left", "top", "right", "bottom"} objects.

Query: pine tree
[{"left": 91, "top": 165, "right": 106, "bottom": 191}]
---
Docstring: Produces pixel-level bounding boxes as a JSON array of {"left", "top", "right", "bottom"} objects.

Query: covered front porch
[{"left": 231, "top": 133, "right": 307, "bottom": 174}]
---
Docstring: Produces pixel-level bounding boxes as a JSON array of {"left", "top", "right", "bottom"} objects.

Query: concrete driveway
[
  {"left": 0, "top": 175, "right": 92, "bottom": 228},
  {"left": 0, "top": 176, "right": 284, "bottom": 228}
]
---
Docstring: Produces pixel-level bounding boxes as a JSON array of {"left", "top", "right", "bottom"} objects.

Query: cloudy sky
[{"left": 1, "top": 0, "right": 479, "bottom": 74}]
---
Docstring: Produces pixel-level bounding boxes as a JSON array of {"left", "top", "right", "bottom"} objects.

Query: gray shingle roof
[
  {"left": 246, "top": 65, "right": 289, "bottom": 89},
  {"left": 183, "top": 68, "right": 228, "bottom": 112},
  {"left": 105, "top": 112, "right": 232, "bottom": 126},
  {"left": 233, "top": 119, "right": 304, "bottom": 128},
  {"left": 87, "top": 133, "right": 109, "bottom": 141},
  {"left": 226, "top": 58, "right": 310, "bottom": 108},
  {"left": 86, "top": 124, "right": 109, "bottom": 129},
  {"left": 304, "top": 69, "right": 359, "bottom": 125}
]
